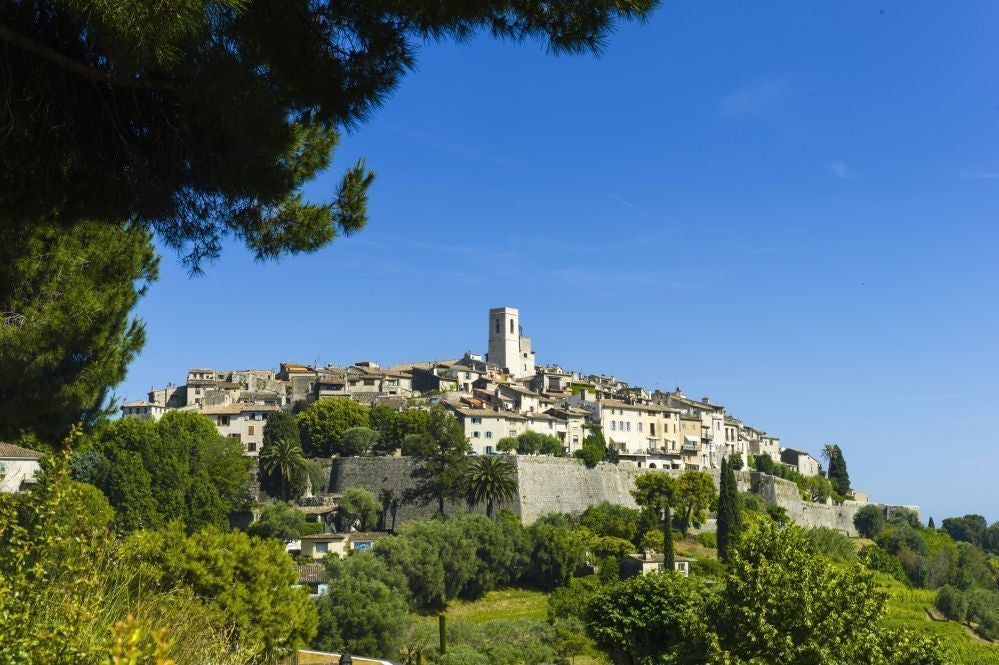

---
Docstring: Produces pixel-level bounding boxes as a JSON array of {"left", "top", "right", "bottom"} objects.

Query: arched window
[
  {"left": 495, "top": 318, "right": 500, "bottom": 334},
  {"left": 509, "top": 319, "right": 514, "bottom": 334},
  {"left": 649, "top": 463, "right": 657, "bottom": 469}
]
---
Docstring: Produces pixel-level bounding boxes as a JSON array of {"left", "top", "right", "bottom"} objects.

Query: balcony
[{"left": 681, "top": 442, "right": 699, "bottom": 452}]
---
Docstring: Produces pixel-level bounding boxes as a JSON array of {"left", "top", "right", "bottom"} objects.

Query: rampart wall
[{"left": 330, "top": 456, "right": 902, "bottom": 536}]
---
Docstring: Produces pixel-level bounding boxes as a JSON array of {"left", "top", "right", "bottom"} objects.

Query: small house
[{"left": 620, "top": 550, "right": 695, "bottom": 578}]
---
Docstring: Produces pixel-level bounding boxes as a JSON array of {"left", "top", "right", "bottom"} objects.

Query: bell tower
[{"left": 487, "top": 307, "right": 520, "bottom": 373}]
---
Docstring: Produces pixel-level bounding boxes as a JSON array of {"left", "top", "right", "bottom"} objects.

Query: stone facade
[{"left": 329, "top": 456, "right": 912, "bottom": 537}]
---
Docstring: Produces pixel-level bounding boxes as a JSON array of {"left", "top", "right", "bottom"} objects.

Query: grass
[
  {"left": 879, "top": 574, "right": 999, "bottom": 664},
  {"left": 437, "top": 588, "right": 549, "bottom": 623}
]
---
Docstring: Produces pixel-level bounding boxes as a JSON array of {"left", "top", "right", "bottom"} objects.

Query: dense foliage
[
  {"left": 716, "top": 456, "right": 743, "bottom": 563},
  {"left": 0, "top": 221, "right": 157, "bottom": 445},
  {"left": 74, "top": 411, "right": 251, "bottom": 532},
  {"left": 122, "top": 523, "right": 317, "bottom": 657},
  {"left": 258, "top": 410, "right": 309, "bottom": 500},
  {"left": 404, "top": 405, "right": 471, "bottom": 516},
  {"left": 585, "top": 519, "right": 947, "bottom": 664},
  {"left": 497, "top": 431, "right": 564, "bottom": 456},
  {"left": 297, "top": 397, "right": 371, "bottom": 457}
]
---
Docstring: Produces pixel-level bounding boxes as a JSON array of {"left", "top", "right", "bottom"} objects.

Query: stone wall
[{"left": 330, "top": 456, "right": 906, "bottom": 537}]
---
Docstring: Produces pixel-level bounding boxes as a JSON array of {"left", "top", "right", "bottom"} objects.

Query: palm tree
[
  {"left": 259, "top": 437, "right": 307, "bottom": 501},
  {"left": 463, "top": 455, "right": 518, "bottom": 518}
]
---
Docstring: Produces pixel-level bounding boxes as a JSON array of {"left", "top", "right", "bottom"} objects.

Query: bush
[
  {"left": 689, "top": 558, "right": 727, "bottom": 580},
  {"left": 696, "top": 532, "right": 718, "bottom": 549},
  {"left": 740, "top": 492, "right": 764, "bottom": 513},
  {"left": 548, "top": 576, "right": 601, "bottom": 622},
  {"left": 804, "top": 527, "right": 856, "bottom": 563},
  {"left": 935, "top": 585, "right": 968, "bottom": 623},
  {"left": 854, "top": 504, "right": 886, "bottom": 539},
  {"left": 858, "top": 545, "right": 908, "bottom": 585}
]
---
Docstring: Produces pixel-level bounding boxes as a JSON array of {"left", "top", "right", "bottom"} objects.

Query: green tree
[
  {"left": 340, "top": 426, "right": 380, "bottom": 457},
  {"left": 314, "top": 554, "right": 411, "bottom": 657},
  {"left": 374, "top": 534, "right": 448, "bottom": 611},
  {"left": 716, "top": 519, "right": 945, "bottom": 664},
  {"left": 87, "top": 411, "right": 251, "bottom": 532},
  {"left": 675, "top": 470, "right": 716, "bottom": 536},
  {"left": 580, "top": 501, "right": 641, "bottom": 542},
  {"left": 258, "top": 412, "right": 308, "bottom": 500},
  {"left": 259, "top": 433, "right": 307, "bottom": 501},
  {"left": 369, "top": 407, "right": 433, "bottom": 455},
  {"left": 297, "top": 398, "right": 370, "bottom": 457},
  {"left": 854, "top": 504, "right": 887, "bottom": 539},
  {"left": 404, "top": 404, "right": 470, "bottom": 516},
  {"left": 338, "top": 488, "right": 381, "bottom": 532},
  {"left": 248, "top": 502, "right": 310, "bottom": 542},
  {"left": 504, "top": 431, "right": 564, "bottom": 456},
  {"left": 585, "top": 571, "right": 715, "bottom": 664},
  {"left": 631, "top": 472, "right": 678, "bottom": 570},
  {"left": 942, "top": 514, "right": 988, "bottom": 547},
  {"left": 717, "top": 457, "right": 742, "bottom": 563},
  {"left": 825, "top": 444, "right": 851, "bottom": 496},
  {"left": 524, "top": 517, "right": 587, "bottom": 591},
  {"left": 2, "top": 1, "right": 658, "bottom": 268},
  {"left": 122, "top": 523, "right": 317, "bottom": 659},
  {"left": 463, "top": 455, "right": 518, "bottom": 518},
  {"left": 0, "top": 221, "right": 157, "bottom": 445},
  {"left": 573, "top": 425, "right": 607, "bottom": 467}
]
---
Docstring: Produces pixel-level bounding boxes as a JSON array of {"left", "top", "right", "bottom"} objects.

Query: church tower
[{"left": 487, "top": 307, "right": 535, "bottom": 377}]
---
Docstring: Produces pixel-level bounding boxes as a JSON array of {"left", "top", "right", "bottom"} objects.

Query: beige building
[
  {"left": 200, "top": 403, "right": 281, "bottom": 455},
  {"left": 448, "top": 405, "right": 526, "bottom": 454},
  {"left": 780, "top": 448, "right": 820, "bottom": 477},
  {"left": 120, "top": 400, "right": 166, "bottom": 421},
  {"left": 568, "top": 397, "right": 682, "bottom": 459},
  {"left": 0, "top": 443, "right": 42, "bottom": 493}
]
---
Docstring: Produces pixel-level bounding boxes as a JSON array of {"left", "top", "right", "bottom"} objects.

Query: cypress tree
[
  {"left": 828, "top": 445, "right": 851, "bottom": 496},
  {"left": 717, "top": 457, "right": 742, "bottom": 563},
  {"left": 928, "top": 516, "right": 935, "bottom": 529}
]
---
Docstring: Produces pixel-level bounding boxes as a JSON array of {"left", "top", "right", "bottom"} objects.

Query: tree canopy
[
  {"left": 403, "top": 404, "right": 470, "bottom": 516},
  {"left": 1, "top": 0, "right": 660, "bottom": 269},
  {"left": 74, "top": 411, "right": 251, "bottom": 532},
  {"left": 0, "top": 221, "right": 157, "bottom": 445},
  {"left": 297, "top": 397, "right": 370, "bottom": 457}
]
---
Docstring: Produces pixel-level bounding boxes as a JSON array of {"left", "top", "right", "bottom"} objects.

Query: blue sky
[{"left": 121, "top": 1, "right": 999, "bottom": 523}]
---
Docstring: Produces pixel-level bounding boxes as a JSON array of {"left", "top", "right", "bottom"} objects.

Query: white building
[
  {"left": 0, "top": 443, "right": 42, "bottom": 493},
  {"left": 448, "top": 405, "right": 527, "bottom": 454},
  {"left": 487, "top": 307, "right": 535, "bottom": 378}
]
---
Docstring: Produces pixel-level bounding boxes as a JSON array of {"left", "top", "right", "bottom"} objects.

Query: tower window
[
  {"left": 510, "top": 319, "right": 514, "bottom": 334},
  {"left": 495, "top": 319, "right": 500, "bottom": 334}
]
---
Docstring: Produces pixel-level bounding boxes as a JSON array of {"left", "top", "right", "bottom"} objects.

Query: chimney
[
  {"left": 643, "top": 549, "right": 654, "bottom": 560},
  {"left": 702, "top": 397, "right": 710, "bottom": 404}
]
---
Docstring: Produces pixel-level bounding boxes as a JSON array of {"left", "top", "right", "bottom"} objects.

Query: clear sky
[{"left": 121, "top": 1, "right": 999, "bottom": 524}]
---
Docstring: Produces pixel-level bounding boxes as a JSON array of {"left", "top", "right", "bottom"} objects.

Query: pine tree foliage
[
  {"left": 1, "top": 0, "right": 660, "bottom": 268},
  {"left": 0, "top": 221, "right": 157, "bottom": 444}
]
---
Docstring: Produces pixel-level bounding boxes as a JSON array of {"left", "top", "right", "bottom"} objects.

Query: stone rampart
[{"left": 330, "top": 456, "right": 906, "bottom": 536}]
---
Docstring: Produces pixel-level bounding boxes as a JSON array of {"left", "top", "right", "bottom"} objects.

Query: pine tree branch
[{"left": 0, "top": 22, "right": 174, "bottom": 91}]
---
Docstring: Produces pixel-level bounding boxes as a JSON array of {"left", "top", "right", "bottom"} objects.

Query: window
[
  {"left": 485, "top": 431, "right": 493, "bottom": 439},
  {"left": 473, "top": 431, "right": 481, "bottom": 438},
  {"left": 247, "top": 441, "right": 256, "bottom": 453},
  {"left": 229, "top": 433, "right": 241, "bottom": 442},
  {"left": 650, "top": 423, "right": 656, "bottom": 436},
  {"left": 509, "top": 430, "right": 517, "bottom": 437},
  {"left": 611, "top": 421, "right": 616, "bottom": 431},
  {"left": 638, "top": 422, "right": 643, "bottom": 433},
  {"left": 315, "top": 542, "right": 328, "bottom": 553},
  {"left": 485, "top": 445, "right": 494, "bottom": 455},
  {"left": 364, "top": 378, "right": 376, "bottom": 386},
  {"left": 510, "top": 319, "right": 514, "bottom": 334},
  {"left": 471, "top": 417, "right": 482, "bottom": 424},
  {"left": 495, "top": 319, "right": 500, "bottom": 334},
  {"left": 219, "top": 415, "right": 230, "bottom": 426},
  {"left": 626, "top": 421, "right": 631, "bottom": 432},
  {"left": 572, "top": 435, "right": 579, "bottom": 444},
  {"left": 248, "top": 425, "right": 255, "bottom": 435}
]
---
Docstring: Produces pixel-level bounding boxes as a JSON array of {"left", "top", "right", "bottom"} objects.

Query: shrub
[
  {"left": 858, "top": 545, "right": 908, "bottom": 585},
  {"left": 740, "top": 492, "right": 764, "bottom": 513},
  {"left": 689, "top": 558, "right": 727, "bottom": 580},
  {"left": 935, "top": 585, "right": 968, "bottom": 623},
  {"left": 804, "top": 527, "right": 856, "bottom": 563},
  {"left": 696, "top": 532, "right": 718, "bottom": 549},
  {"left": 854, "top": 504, "right": 886, "bottom": 539}
]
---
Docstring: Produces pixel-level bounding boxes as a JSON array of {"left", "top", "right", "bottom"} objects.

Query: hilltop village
[{"left": 123, "top": 306, "right": 825, "bottom": 479}]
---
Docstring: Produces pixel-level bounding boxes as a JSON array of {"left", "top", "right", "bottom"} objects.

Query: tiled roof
[
  {"left": 294, "top": 564, "right": 329, "bottom": 584},
  {"left": 300, "top": 532, "right": 349, "bottom": 541},
  {"left": 122, "top": 400, "right": 159, "bottom": 407},
  {"left": 0, "top": 443, "right": 44, "bottom": 460},
  {"left": 599, "top": 399, "right": 679, "bottom": 414}
]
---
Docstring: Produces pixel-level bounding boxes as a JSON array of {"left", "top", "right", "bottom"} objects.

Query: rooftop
[{"left": 0, "top": 442, "right": 44, "bottom": 460}]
